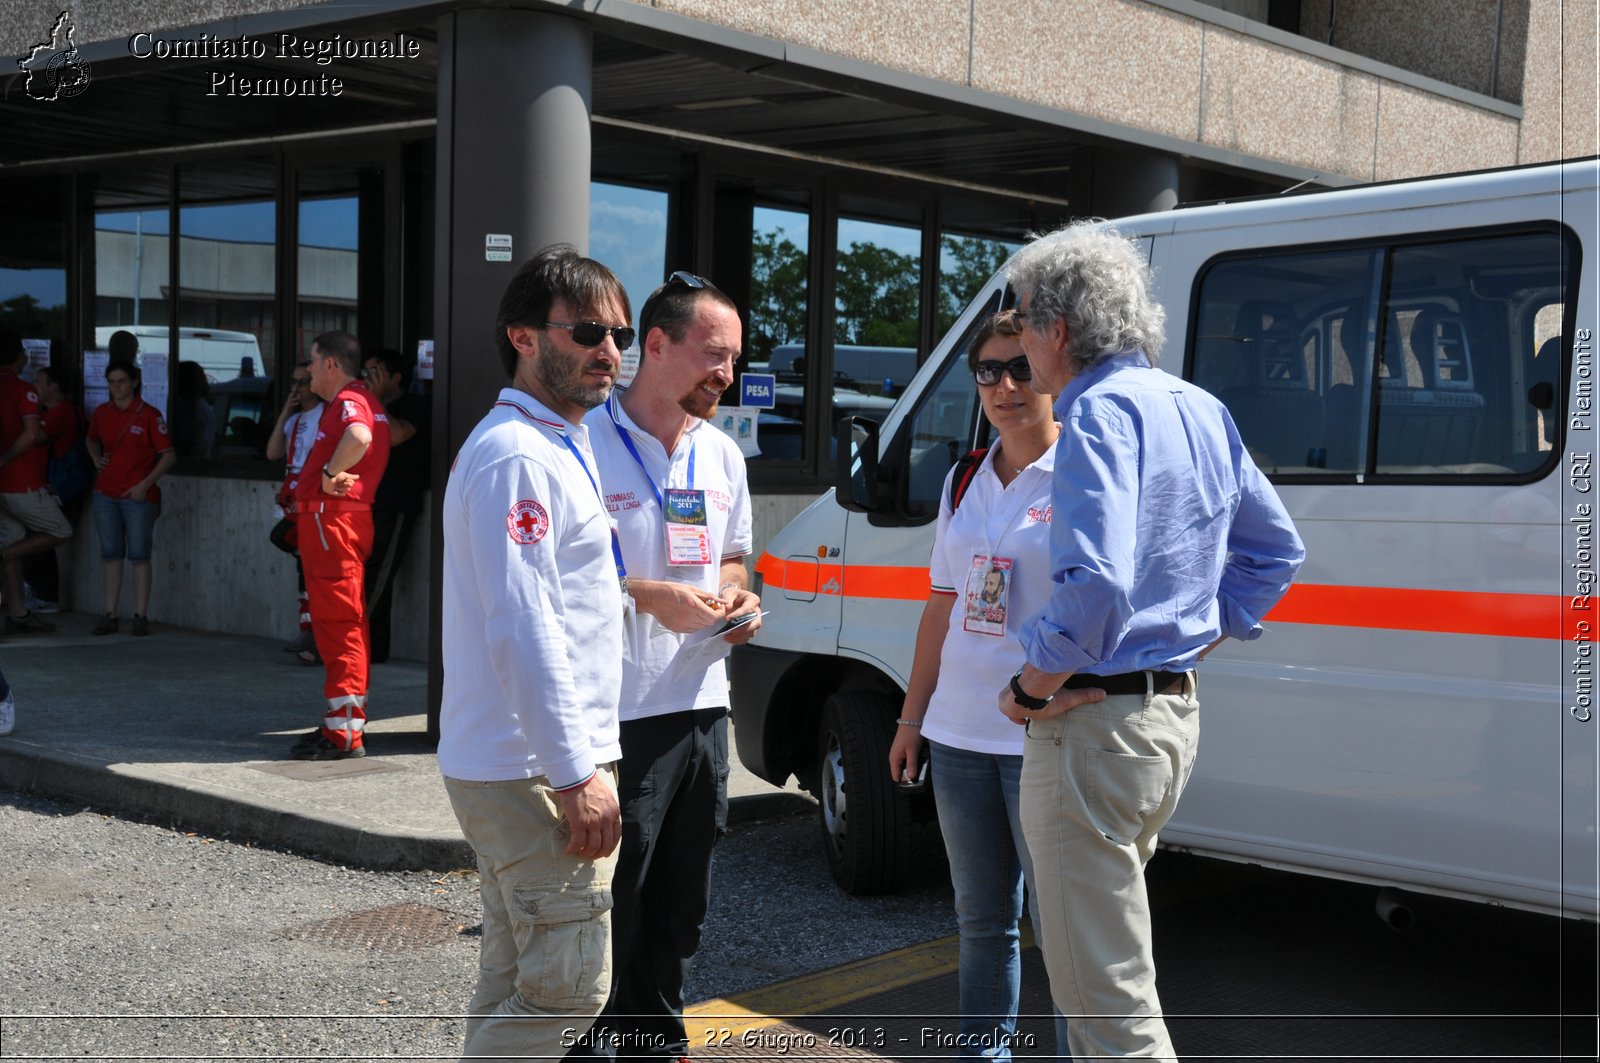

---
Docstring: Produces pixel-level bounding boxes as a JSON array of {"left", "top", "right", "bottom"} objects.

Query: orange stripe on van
[
  {"left": 1264, "top": 583, "right": 1568, "bottom": 641},
  {"left": 755, "top": 553, "right": 1576, "bottom": 640},
  {"left": 755, "top": 553, "right": 929, "bottom": 600}
]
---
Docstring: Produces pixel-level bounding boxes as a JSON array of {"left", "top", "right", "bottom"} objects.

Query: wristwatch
[{"left": 1009, "top": 666, "right": 1055, "bottom": 711}]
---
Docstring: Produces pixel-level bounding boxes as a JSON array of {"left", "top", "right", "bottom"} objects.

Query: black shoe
[
  {"left": 92, "top": 614, "right": 118, "bottom": 636},
  {"left": 4, "top": 611, "right": 55, "bottom": 635},
  {"left": 290, "top": 734, "right": 365, "bottom": 761},
  {"left": 282, "top": 630, "right": 315, "bottom": 653},
  {"left": 288, "top": 730, "right": 323, "bottom": 752}
]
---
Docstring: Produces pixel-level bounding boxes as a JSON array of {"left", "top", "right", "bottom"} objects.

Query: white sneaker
[
  {"left": 0, "top": 689, "right": 14, "bottom": 736},
  {"left": 26, "top": 597, "right": 58, "bottom": 614}
]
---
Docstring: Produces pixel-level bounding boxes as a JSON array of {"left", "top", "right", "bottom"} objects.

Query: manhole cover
[
  {"left": 250, "top": 758, "right": 404, "bottom": 780},
  {"left": 282, "top": 902, "right": 474, "bottom": 954}
]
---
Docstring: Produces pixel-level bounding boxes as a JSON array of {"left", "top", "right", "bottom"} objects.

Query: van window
[
  {"left": 898, "top": 292, "right": 1001, "bottom": 520},
  {"left": 1189, "top": 227, "right": 1574, "bottom": 481}
]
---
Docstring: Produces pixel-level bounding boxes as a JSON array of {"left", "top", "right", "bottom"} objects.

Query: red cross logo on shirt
[{"left": 506, "top": 499, "right": 549, "bottom": 544}]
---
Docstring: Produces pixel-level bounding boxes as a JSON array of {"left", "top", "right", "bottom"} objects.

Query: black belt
[{"left": 1064, "top": 670, "right": 1187, "bottom": 696}]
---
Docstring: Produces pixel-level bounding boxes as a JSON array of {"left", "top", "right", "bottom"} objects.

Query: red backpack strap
[{"left": 948, "top": 447, "right": 990, "bottom": 512}]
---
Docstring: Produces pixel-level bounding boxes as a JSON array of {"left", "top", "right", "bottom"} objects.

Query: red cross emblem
[{"left": 506, "top": 499, "right": 549, "bottom": 544}]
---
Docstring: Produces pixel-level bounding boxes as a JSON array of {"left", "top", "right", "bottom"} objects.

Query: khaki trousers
[
  {"left": 444, "top": 771, "right": 619, "bottom": 1063},
  {"left": 1019, "top": 676, "right": 1198, "bottom": 1060}
]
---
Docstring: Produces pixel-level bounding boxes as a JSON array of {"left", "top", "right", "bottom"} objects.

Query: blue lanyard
[
  {"left": 609, "top": 397, "right": 694, "bottom": 511},
  {"left": 495, "top": 399, "right": 627, "bottom": 586}
]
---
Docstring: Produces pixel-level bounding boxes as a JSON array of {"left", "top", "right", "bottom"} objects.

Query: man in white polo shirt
[
  {"left": 439, "top": 244, "right": 635, "bottom": 1060},
  {"left": 573, "top": 271, "right": 760, "bottom": 1063}
]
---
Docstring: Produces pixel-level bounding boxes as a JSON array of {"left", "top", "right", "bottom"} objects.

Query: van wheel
[{"left": 817, "top": 690, "right": 910, "bottom": 895}]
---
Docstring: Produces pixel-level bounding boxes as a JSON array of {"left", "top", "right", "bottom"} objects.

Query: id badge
[
  {"left": 963, "top": 554, "right": 1012, "bottom": 637},
  {"left": 664, "top": 487, "right": 712, "bottom": 565}
]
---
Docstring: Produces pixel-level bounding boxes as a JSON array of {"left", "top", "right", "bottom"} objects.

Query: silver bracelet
[{"left": 895, "top": 718, "right": 922, "bottom": 727}]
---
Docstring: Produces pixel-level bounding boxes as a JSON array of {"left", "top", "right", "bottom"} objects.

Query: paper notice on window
[
  {"left": 417, "top": 340, "right": 435, "bottom": 381},
  {"left": 83, "top": 350, "right": 110, "bottom": 416},
  {"left": 618, "top": 343, "right": 640, "bottom": 388},
  {"left": 140, "top": 353, "right": 169, "bottom": 417},
  {"left": 713, "top": 406, "right": 761, "bottom": 458},
  {"left": 22, "top": 338, "right": 50, "bottom": 373}
]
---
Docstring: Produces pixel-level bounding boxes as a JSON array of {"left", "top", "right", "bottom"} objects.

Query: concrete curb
[{"left": 0, "top": 741, "right": 817, "bottom": 871}]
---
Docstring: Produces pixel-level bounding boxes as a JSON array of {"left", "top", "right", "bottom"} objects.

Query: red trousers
[{"left": 297, "top": 508, "right": 373, "bottom": 751}]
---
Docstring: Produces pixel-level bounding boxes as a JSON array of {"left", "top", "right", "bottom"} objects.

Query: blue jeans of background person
[
  {"left": 92, "top": 491, "right": 157, "bottom": 561},
  {"left": 930, "top": 740, "right": 1067, "bottom": 1060}
]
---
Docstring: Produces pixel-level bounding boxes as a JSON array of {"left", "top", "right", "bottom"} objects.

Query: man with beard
[
  {"left": 438, "top": 245, "right": 632, "bottom": 1059},
  {"left": 574, "top": 270, "right": 760, "bottom": 1063}
]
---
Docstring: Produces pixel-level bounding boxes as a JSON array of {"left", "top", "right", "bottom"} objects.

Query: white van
[
  {"left": 93, "top": 325, "right": 264, "bottom": 384},
  {"left": 730, "top": 158, "right": 1599, "bottom": 920}
]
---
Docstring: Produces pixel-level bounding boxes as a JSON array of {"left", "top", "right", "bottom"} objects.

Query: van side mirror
[{"left": 835, "top": 414, "right": 880, "bottom": 513}]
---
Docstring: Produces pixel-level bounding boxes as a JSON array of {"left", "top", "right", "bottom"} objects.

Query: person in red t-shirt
[
  {"left": 23, "top": 363, "right": 90, "bottom": 612},
  {"left": 0, "top": 331, "right": 72, "bottom": 635},
  {"left": 288, "top": 330, "right": 391, "bottom": 760},
  {"left": 84, "top": 356, "right": 176, "bottom": 637}
]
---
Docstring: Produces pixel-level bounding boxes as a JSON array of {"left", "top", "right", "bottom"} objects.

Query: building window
[
  {"left": 172, "top": 160, "right": 278, "bottom": 461},
  {"left": 0, "top": 176, "right": 69, "bottom": 376},
  {"left": 746, "top": 199, "right": 812, "bottom": 464},
  {"left": 590, "top": 180, "right": 669, "bottom": 325}
]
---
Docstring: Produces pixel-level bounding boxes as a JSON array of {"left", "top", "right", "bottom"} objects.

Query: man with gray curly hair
[{"left": 999, "top": 221, "right": 1304, "bottom": 1058}]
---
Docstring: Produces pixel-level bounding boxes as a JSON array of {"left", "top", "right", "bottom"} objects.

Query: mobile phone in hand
[
  {"left": 897, "top": 756, "right": 929, "bottom": 794},
  {"left": 717, "top": 611, "right": 760, "bottom": 635}
]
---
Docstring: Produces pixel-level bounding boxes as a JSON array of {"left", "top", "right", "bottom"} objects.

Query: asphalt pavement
[
  {"left": 0, "top": 611, "right": 813, "bottom": 870},
  {"left": 3, "top": 614, "right": 1594, "bottom": 1060}
]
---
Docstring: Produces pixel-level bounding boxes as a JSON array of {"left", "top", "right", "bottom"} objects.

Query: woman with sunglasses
[{"left": 888, "top": 308, "right": 1065, "bottom": 1059}]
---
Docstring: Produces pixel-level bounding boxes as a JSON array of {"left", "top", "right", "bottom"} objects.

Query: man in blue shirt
[{"left": 1000, "top": 223, "right": 1305, "bottom": 1059}]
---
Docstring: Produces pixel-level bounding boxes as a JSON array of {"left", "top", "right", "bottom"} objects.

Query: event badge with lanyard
[
  {"left": 961, "top": 456, "right": 1035, "bottom": 638},
  {"left": 610, "top": 397, "right": 712, "bottom": 566},
  {"left": 494, "top": 398, "right": 628, "bottom": 594}
]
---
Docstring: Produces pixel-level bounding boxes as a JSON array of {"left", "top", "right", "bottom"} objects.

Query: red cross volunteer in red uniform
[
  {"left": 289, "top": 330, "right": 390, "bottom": 760},
  {"left": 0, "top": 330, "right": 72, "bottom": 635}
]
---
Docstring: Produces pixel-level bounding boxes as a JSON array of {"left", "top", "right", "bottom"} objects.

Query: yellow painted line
[{"left": 687, "top": 925, "right": 1036, "bottom": 1047}]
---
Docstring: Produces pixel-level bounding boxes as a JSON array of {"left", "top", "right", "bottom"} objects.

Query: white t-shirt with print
[
  {"left": 586, "top": 393, "right": 753, "bottom": 722},
  {"left": 923, "top": 446, "right": 1057, "bottom": 756}
]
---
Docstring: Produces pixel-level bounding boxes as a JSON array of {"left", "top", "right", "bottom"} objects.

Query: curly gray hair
[{"left": 1010, "top": 222, "right": 1165, "bottom": 371}]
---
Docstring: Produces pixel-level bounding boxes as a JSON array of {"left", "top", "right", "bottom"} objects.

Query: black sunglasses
[
  {"left": 667, "top": 270, "right": 708, "bottom": 290},
  {"left": 544, "top": 321, "right": 637, "bottom": 350},
  {"left": 973, "top": 356, "right": 1033, "bottom": 386}
]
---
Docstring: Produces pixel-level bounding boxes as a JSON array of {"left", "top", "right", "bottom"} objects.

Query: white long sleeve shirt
[{"left": 438, "top": 388, "right": 624, "bottom": 785}]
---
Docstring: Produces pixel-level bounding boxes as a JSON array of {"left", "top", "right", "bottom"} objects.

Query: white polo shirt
[
  {"left": 438, "top": 388, "right": 624, "bottom": 785},
  {"left": 585, "top": 392, "right": 753, "bottom": 722},
  {"left": 923, "top": 446, "right": 1057, "bottom": 756},
  {"left": 283, "top": 401, "right": 324, "bottom": 474}
]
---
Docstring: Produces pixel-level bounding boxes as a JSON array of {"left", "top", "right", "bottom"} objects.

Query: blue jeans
[
  {"left": 92, "top": 491, "right": 157, "bottom": 562},
  {"left": 930, "top": 740, "right": 1067, "bottom": 1060}
]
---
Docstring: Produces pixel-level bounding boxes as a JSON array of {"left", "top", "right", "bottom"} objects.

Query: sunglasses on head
[
  {"left": 973, "top": 356, "right": 1033, "bottom": 386},
  {"left": 544, "top": 321, "right": 637, "bottom": 350}
]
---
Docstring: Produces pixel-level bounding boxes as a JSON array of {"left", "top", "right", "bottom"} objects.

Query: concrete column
[
  {"left": 428, "top": 9, "right": 594, "bottom": 736},
  {"left": 1091, "top": 150, "right": 1180, "bottom": 219}
]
